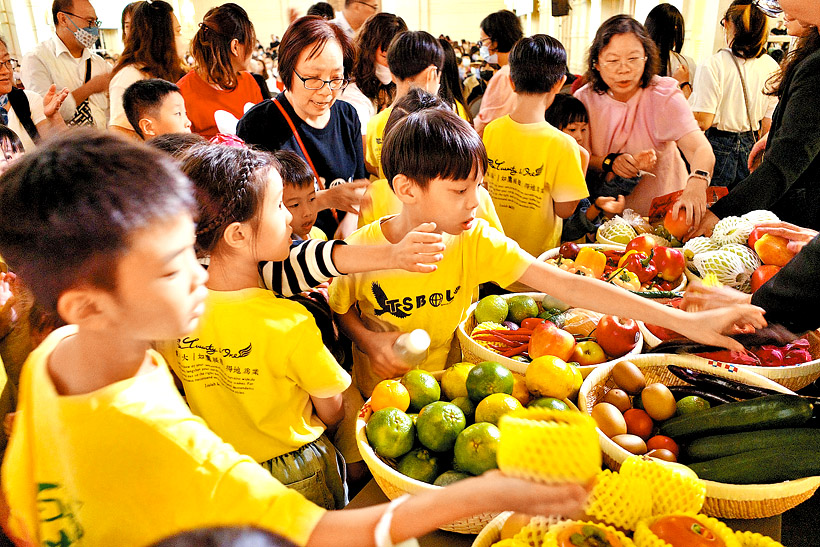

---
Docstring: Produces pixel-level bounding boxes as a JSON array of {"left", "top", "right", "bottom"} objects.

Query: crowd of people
[{"left": 0, "top": 0, "right": 818, "bottom": 545}]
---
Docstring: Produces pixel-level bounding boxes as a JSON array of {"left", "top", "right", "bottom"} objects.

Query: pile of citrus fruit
[{"left": 364, "top": 358, "right": 584, "bottom": 484}]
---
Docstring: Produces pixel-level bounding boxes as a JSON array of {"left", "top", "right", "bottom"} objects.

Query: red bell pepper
[{"left": 621, "top": 250, "right": 657, "bottom": 284}]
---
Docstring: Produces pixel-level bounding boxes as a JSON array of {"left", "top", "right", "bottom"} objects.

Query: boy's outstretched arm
[
  {"left": 518, "top": 261, "right": 766, "bottom": 351},
  {"left": 336, "top": 309, "right": 409, "bottom": 380},
  {"left": 333, "top": 222, "right": 445, "bottom": 274},
  {"left": 306, "top": 472, "right": 588, "bottom": 547}
]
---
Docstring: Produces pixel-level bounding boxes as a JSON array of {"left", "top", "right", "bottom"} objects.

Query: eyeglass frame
[
  {"left": 60, "top": 11, "right": 102, "bottom": 28},
  {"left": 293, "top": 70, "right": 349, "bottom": 91},
  {"left": 354, "top": 1, "right": 379, "bottom": 11},
  {"left": 0, "top": 58, "right": 18, "bottom": 71},
  {"left": 596, "top": 56, "right": 647, "bottom": 71},
  {"left": 753, "top": 0, "right": 782, "bottom": 17}
]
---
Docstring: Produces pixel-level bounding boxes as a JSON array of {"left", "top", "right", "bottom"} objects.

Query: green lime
[
  {"left": 415, "top": 401, "right": 467, "bottom": 452},
  {"left": 454, "top": 422, "right": 501, "bottom": 476},
  {"left": 365, "top": 408, "right": 415, "bottom": 459},
  {"left": 528, "top": 397, "right": 571, "bottom": 411},
  {"left": 450, "top": 396, "right": 476, "bottom": 421},
  {"left": 475, "top": 393, "right": 522, "bottom": 425},
  {"left": 397, "top": 447, "right": 442, "bottom": 484},
  {"left": 676, "top": 395, "right": 711, "bottom": 416},
  {"left": 433, "top": 470, "right": 471, "bottom": 486},
  {"left": 475, "top": 295, "right": 509, "bottom": 325},
  {"left": 401, "top": 369, "right": 441, "bottom": 412},
  {"left": 466, "top": 361, "right": 514, "bottom": 403},
  {"left": 506, "top": 295, "right": 539, "bottom": 324}
]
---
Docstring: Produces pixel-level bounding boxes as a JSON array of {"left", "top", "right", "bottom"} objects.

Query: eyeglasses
[
  {"left": 354, "top": 1, "right": 378, "bottom": 11},
  {"left": 597, "top": 56, "right": 647, "bottom": 71},
  {"left": 753, "top": 0, "right": 782, "bottom": 17},
  {"left": 60, "top": 11, "right": 102, "bottom": 28},
  {"left": 477, "top": 37, "right": 491, "bottom": 46},
  {"left": 293, "top": 70, "right": 349, "bottom": 91},
  {"left": 0, "top": 59, "right": 18, "bottom": 71}
]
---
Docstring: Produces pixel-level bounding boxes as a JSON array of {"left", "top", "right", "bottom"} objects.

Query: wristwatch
[{"left": 689, "top": 169, "right": 711, "bottom": 183}]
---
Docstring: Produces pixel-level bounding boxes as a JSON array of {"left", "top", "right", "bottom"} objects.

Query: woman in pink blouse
[{"left": 576, "top": 15, "right": 715, "bottom": 229}]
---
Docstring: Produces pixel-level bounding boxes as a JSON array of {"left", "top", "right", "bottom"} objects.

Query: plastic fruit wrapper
[
  {"left": 583, "top": 469, "right": 652, "bottom": 531},
  {"left": 619, "top": 456, "right": 706, "bottom": 515},
  {"left": 634, "top": 513, "right": 740, "bottom": 547},
  {"left": 734, "top": 530, "right": 785, "bottom": 547},
  {"left": 497, "top": 408, "right": 601, "bottom": 485}
]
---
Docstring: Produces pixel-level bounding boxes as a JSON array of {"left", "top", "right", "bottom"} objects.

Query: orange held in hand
[
  {"left": 753, "top": 233, "right": 796, "bottom": 267},
  {"left": 370, "top": 379, "right": 411, "bottom": 412}
]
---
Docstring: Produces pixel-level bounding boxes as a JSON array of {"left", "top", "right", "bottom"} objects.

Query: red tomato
[
  {"left": 646, "top": 435, "right": 680, "bottom": 458},
  {"left": 750, "top": 265, "right": 781, "bottom": 293},
  {"left": 650, "top": 516, "right": 726, "bottom": 547},
  {"left": 664, "top": 209, "right": 691, "bottom": 241},
  {"left": 520, "top": 317, "right": 546, "bottom": 330},
  {"left": 623, "top": 408, "right": 654, "bottom": 440}
]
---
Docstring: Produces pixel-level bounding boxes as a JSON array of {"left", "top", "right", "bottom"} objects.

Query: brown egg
[
  {"left": 601, "top": 388, "right": 632, "bottom": 413},
  {"left": 611, "top": 360, "right": 646, "bottom": 394},
  {"left": 646, "top": 448, "right": 677, "bottom": 463},
  {"left": 641, "top": 383, "right": 678, "bottom": 421},
  {"left": 611, "top": 434, "right": 648, "bottom": 455},
  {"left": 591, "top": 402, "right": 627, "bottom": 438}
]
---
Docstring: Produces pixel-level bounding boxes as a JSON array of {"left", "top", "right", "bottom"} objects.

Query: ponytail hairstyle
[
  {"left": 180, "top": 144, "right": 279, "bottom": 255},
  {"left": 437, "top": 38, "right": 471, "bottom": 121},
  {"left": 353, "top": 13, "right": 408, "bottom": 112},
  {"left": 114, "top": 1, "right": 185, "bottom": 82},
  {"left": 644, "top": 3, "right": 686, "bottom": 77},
  {"left": 724, "top": 0, "right": 769, "bottom": 59},
  {"left": 191, "top": 3, "right": 256, "bottom": 90}
]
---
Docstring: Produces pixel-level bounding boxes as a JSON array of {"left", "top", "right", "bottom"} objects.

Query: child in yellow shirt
[
  {"left": 0, "top": 131, "right": 592, "bottom": 546},
  {"left": 483, "top": 35, "right": 590, "bottom": 258},
  {"left": 329, "top": 107, "right": 766, "bottom": 397},
  {"left": 277, "top": 150, "right": 328, "bottom": 242}
]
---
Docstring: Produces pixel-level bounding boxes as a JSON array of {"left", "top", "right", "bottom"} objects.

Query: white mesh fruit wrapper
[
  {"left": 682, "top": 236, "right": 720, "bottom": 264},
  {"left": 722, "top": 243, "right": 762, "bottom": 274},
  {"left": 692, "top": 250, "right": 750, "bottom": 288},
  {"left": 598, "top": 216, "right": 637, "bottom": 244},
  {"left": 741, "top": 210, "right": 780, "bottom": 224},
  {"left": 712, "top": 216, "right": 755, "bottom": 246}
]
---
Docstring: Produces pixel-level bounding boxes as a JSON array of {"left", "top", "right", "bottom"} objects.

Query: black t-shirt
[{"left": 237, "top": 95, "right": 366, "bottom": 237}]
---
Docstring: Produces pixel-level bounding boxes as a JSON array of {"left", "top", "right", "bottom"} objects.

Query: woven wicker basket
[
  {"left": 471, "top": 511, "right": 512, "bottom": 547},
  {"left": 354, "top": 371, "right": 497, "bottom": 534},
  {"left": 578, "top": 354, "right": 820, "bottom": 519},
  {"left": 457, "top": 292, "right": 643, "bottom": 379},
  {"left": 538, "top": 244, "right": 688, "bottom": 293}
]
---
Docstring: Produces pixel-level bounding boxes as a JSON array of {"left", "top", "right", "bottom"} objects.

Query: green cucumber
[
  {"left": 686, "top": 428, "right": 820, "bottom": 461},
  {"left": 659, "top": 394, "right": 813, "bottom": 439},
  {"left": 687, "top": 443, "right": 820, "bottom": 484}
]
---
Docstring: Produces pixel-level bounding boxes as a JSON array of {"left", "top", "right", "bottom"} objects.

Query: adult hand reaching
[
  {"left": 43, "top": 84, "right": 70, "bottom": 119},
  {"left": 687, "top": 209, "right": 720, "bottom": 239},
  {"left": 748, "top": 133, "right": 768, "bottom": 172},
  {"left": 317, "top": 179, "right": 370, "bottom": 214},
  {"left": 753, "top": 221, "right": 819, "bottom": 253}
]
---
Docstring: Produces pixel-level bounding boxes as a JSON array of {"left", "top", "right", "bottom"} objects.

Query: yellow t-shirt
[
  {"left": 455, "top": 100, "right": 470, "bottom": 122},
  {"left": 358, "top": 178, "right": 505, "bottom": 234},
  {"left": 163, "top": 289, "right": 351, "bottom": 462},
  {"left": 365, "top": 106, "right": 392, "bottom": 179},
  {"left": 1, "top": 326, "right": 325, "bottom": 547},
  {"left": 483, "top": 115, "right": 589, "bottom": 258},
  {"left": 307, "top": 226, "right": 328, "bottom": 241},
  {"left": 329, "top": 218, "right": 532, "bottom": 396}
]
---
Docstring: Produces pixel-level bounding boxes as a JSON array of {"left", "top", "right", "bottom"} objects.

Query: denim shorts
[
  {"left": 260, "top": 434, "right": 348, "bottom": 510},
  {"left": 706, "top": 128, "right": 757, "bottom": 188}
]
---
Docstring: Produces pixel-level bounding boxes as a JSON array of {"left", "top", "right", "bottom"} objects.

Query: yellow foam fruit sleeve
[
  {"left": 734, "top": 531, "right": 785, "bottom": 547},
  {"left": 619, "top": 455, "right": 706, "bottom": 515},
  {"left": 498, "top": 408, "right": 601, "bottom": 484},
  {"left": 584, "top": 469, "right": 653, "bottom": 531},
  {"left": 539, "top": 520, "right": 636, "bottom": 547},
  {"left": 634, "top": 513, "right": 741, "bottom": 547}
]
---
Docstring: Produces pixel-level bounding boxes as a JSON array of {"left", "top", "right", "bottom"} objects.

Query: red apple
[
  {"left": 529, "top": 321, "right": 576, "bottom": 361},
  {"left": 558, "top": 242, "right": 581, "bottom": 260},
  {"left": 750, "top": 264, "right": 781, "bottom": 292},
  {"left": 625, "top": 234, "right": 658, "bottom": 256},
  {"left": 652, "top": 246, "right": 685, "bottom": 282},
  {"left": 596, "top": 316, "right": 640, "bottom": 357},
  {"left": 664, "top": 209, "right": 690, "bottom": 241},
  {"left": 570, "top": 340, "right": 608, "bottom": 366}
]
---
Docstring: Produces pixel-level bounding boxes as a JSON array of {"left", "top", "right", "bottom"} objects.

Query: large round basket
[
  {"left": 354, "top": 373, "right": 497, "bottom": 534},
  {"left": 456, "top": 292, "right": 643, "bottom": 379},
  {"left": 578, "top": 353, "right": 820, "bottom": 519},
  {"left": 471, "top": 512, "right": 512, "bottom": 547},
  {"left": 537, "top": 244, "right": 688, "bottom": 293}
]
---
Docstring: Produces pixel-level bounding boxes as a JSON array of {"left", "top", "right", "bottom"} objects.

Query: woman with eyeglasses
[
  {"left": 689, "top": 0, "right": 779, "bottom": 189},
  {"left": 692, "top": 0, "right": 820, "bottom": 236},
  {"left": 237, "top": 16, "right": 369, "bottom": 239},
  {"left": 575, "top": 15, "right": 715, "bottom": 230},
  {"left": 177, "top": 3, "right": 263, "bottom": 138},
  {"left": 109, "top": 0, "right": 188, "bottom": 137}
]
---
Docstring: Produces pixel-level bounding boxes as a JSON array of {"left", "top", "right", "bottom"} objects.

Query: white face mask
[
  {"left": 480, "top": 45, "right": 497, "bottom": 65},
  {"left": 66, "top": 16, "right": 99, "bottom": 50},
  {"left": 461, "top": 56, "right": 470, "bottom": 67},
  {"left": 374, "top": 62, "right": 393, "bottom": 85}
]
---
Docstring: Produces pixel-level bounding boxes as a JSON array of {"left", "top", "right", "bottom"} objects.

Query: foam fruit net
[
  {"left": 633, "top": 512, "right": 740, "bottom": 547},
  {"left": 619, "top": 455, "right": 707, "bottom": 515},
  {"left": 497, "top": 408, "right": 601, "bottom": 484},
  {"left": 585, "top": 469, "right": 653, "bottom": 530}
]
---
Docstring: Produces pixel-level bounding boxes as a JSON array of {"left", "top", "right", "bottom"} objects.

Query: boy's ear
[
  {"left": 391, "top": 174, "right": 421, "bottom": 204},
  {"left": 57, "top": 288, "right": 116, "bottom": 330},
  {"left": 138, "top": 118, "right": 155, "bottom": 138},
  {"left": 221, "top": 221, "right": 251, "bottom": 250},
  {"left": 551, "top": 74, "right": 567, "bottom": 94}
]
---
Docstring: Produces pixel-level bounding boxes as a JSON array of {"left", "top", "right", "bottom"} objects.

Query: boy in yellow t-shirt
[
  {"left": 0, "top": 131, "right": 597, "bottom": 547},
  {"left": 330, "top": 107, "right": 766, "bottom": 398},
  {"left": 366, "top": 30, "right": 444, "bottom": 179},
  {"left": 483, "top": 35, "right": 589, "bottom": 258},
  {"left": 276, "top": 150, "right": 328, "bottom": 242}
]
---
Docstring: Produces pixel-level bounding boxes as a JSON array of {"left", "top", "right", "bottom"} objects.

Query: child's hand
[
  {"left": 474, "top": 471, "right": 589, "bottom": 519},
  {"left": 360, "top": 331, "right": 412, "bottom": 380},
  {"left": 634, "top": 149, "right": 657, "bottom": 171},
  {"left": 675, "top": 305, "right": 767, "bottom": 352},
  {"left": 594, "top": 195, "right": 626, "bottom": 216},
  {"left": 391, "top": 222, "right": 445, "bottom": 273}
]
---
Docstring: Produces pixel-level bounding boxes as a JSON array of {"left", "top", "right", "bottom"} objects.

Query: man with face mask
[{"left": 22, "top": 0, "right": 111, "bottom": 129}]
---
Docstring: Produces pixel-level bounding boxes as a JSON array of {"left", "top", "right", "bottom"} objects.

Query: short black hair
[
  {"left": 0, "top": 126, "right": 24, "bottom": 155},
  {"left": 383, "top": 87, "right": 449, "bottom": 141},
  {"left": 148, "top": 132, "right": 206, "bottom": 159},
  {"left": 307, "top": 2, "right": 335, "bottom": 19},
  {"left": 123, "top": 78, "right": 182, "bottom": 139},
  {"left": 545, "top": 93, "right": 589, "bottom": 130},
  {"left": 387, "top": 31, "right": 444, "bottom": 81},
  {"left": 480, "top": 10, "right": 523, "bottom": 53},
  {"left": 274, "top": 150, "right": 314, "bottom": 189},
  {"left": 381, "top": 108, "right": 487, "bottom": 190},
  {"left": 586, "top": 15, "right": 660, "bottom": 95},
  {"left": 52, "top": 0, "right": 73, "bottom": 26},
  {"left": 0, "top": 130, "right": 195, "bottom": 314},
  {"left": 509, "top": 34, "right": 567, "bottom": 94}
]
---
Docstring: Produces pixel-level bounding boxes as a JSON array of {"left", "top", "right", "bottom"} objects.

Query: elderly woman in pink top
[{"left": 576, "top": 15, "right": 715, "bottom": 228}]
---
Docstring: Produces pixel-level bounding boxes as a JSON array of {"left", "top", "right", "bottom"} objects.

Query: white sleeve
[
  {"left": 689, "top": 56, "right": 721, "bottom": 114},
  {"left": 338, "top": 84, "right": 375, "bottom": 136},
  {"left": 21, "top": 52, "right": 77, "bottom": 121},
  {"left": 109, "top": 66, "right": 143, "bottom": 128},
  {"left": 23, "top": 90, "right": 47, "bottom": 124}
]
